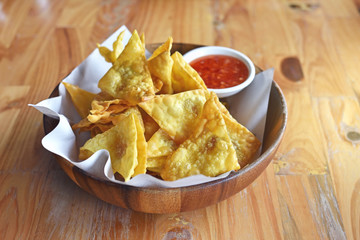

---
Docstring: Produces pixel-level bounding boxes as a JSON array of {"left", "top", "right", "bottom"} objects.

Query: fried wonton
[
  {"left": 98, "top": 30, "right": 155, "bottom": 105},
  {"left": 161, "top": 95, "right": 240, "bottom": 181},
  {"left": 73, "top": 118, "right": 112, "bottom": 134},
  {"left": 211, "top": 92, "right": 261, "bottom": 167},
  {"left": 87, "top": 98, "right": 130, "bottom": 123},
  {"left": 148, "top": 37, "right": 174, "bottom": 94},
  {"left": 138, "top": 89, "right": 207, "bottom": 143},
  {"left": 223, "top": 113, "right": 261, "bottom": 167},
  {"left": 97, "top": 30, "right": 126, "bottom": 64},
  {"left": 79, "top": 113, "right": 146, "bottom": 181},
  {"left": 147, "top": 129, "right": 178, "bottom": 158},
  {"left": 171, "top": 51, "right": 208, "bottom": 93},
  {"left": 73, "top": 107, "right": 143, "bottom": 135},
  {"left": 69, "top": 30, "right": 261, "bottom": 183},
  {"left": 132, "top": 112, "right": 147, "bottom": 177},
  {"left": 139, "top": 107, "right": 159, "bottom": 141},
  {"left": 213, "top": 94, "right": 237, "bottom": 122},
  {"left": 147, "top": 156, "right": 167, "bottom": 173},
  {"left": 62, "top": 82, "right": 96, "bottom": 119}
]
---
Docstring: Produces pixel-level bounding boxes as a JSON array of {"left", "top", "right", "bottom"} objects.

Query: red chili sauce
[{"left": 190, "top": 55, "right": 249, "bottom": 89}]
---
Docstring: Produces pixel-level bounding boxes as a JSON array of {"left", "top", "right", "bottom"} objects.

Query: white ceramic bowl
[{"left": 183, "top": 46, "right": 256, "bottom": 98}]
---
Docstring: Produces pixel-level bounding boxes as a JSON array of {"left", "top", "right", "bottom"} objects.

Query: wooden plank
[
  {"left": 0, "top": 0, "right": 34, "bottom": 48},
  {"left": 209, "top": 0, "right": 257, "bottom": 60},
  {"left": 320, "top": 0, "right": 359, "bottom": 17},
  {"left": 89, "top": 0, "right": 138, "bottom": 48},
  {"left": 171, "top": 0, "right": 214, "bottom": 45},
  {"left": 326, "top": 18, "right": 360, "bottom": 103},
  {"left": 0, "top": 0, "right": 66, "bottom": 86},
  {"left": 252, "top": 0, "right": 299, "bottom": 69},
  {"left": 0, "top": 172, "right": 47, "bottom": 240},
  {"left": 123, "top": 0, "right": 174, "bottom": 43},
  {"left": 27, "top": 164, "right": 283, "bottom": 239},
  {"left": 272, "top": 83, "right": 328, "bottom": 175},
  {"left": 276, "top": 174, "right": 346, "bottom": 240},
  {"left": 26, "top": 170, "right": 98, "bottom": 239},
  {"left": 0, "top": 107, "right": 56, "bottom": 171},
  {"left": 0, "top": 27, "right": 93, "bottom": 171},
  {"left": 251, "top": 0, "right": 348, "bottom": 175},
  {"left": 0, "top": 86, "right": 35, "bottom": 170},
  {"left": 24, "top": 27, "right": 91, "bottom": 101},
  {"left": 316, "top": 97, "right": 360, "bottom": 240},
  {"left": 56, "top": 0, "right": 99, "bottom": 28},
  {"left": 284, "top": 3, "right": 354, "bottom": 97},
  {"left": 167, "top": 166, "right": 284, "bottom": 240}
]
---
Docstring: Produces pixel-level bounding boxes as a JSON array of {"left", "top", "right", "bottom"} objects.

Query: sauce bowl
[{"left": 183, "top": 46, "right": 256, "bottom": 98}]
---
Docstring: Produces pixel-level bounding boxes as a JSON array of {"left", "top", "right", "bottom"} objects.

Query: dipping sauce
[{"left": 190, "top": 55, "right": 249, "bottom": 89}]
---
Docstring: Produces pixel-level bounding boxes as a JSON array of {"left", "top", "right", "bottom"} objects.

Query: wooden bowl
[{"left": 43, "top": 43, "right": 287, "bottom": 214}]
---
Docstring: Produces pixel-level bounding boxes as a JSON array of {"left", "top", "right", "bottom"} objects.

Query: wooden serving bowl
[{"left": 43, "top": 43, "right": 287, "bottom": 214}]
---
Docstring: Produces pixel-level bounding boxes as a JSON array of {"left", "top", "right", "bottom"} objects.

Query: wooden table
[{"left": 1, "top": 0, "right": 359, "bottom": 239}]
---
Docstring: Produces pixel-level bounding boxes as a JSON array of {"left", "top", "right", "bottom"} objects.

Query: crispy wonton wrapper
[
  {"left": 79, "top": 112, "right": 146, "bottom": 181},
  {"left": 161, "top": 94, "right": 240, "bottom": 181},
  {"left": 138, "top": 89, "right": 207, "bottom": 143},
  {"left": 147, "top": 129, "right": 178, "bottom": 158},
  {"left": 62, "top": 82, "right": 96, "bottom": 119},
  {"left": 98, "top": 30, "right": 155, "bottom": 105},
  {"left": 171, "top": 51, "right": 207, "bottom": 93},
  {"left": 30, "top": 25, "right": 273, "bottom": 188},
  {"left": 97, "top": 30, "right": 126, "bottom": 64},
  {"left": 147, "top": 37, "right": 174, "bottom": 94}
]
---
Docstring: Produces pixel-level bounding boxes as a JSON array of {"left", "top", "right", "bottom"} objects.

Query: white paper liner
[{"left": 29, "top": 25, "right": 273, "bottom": 188}]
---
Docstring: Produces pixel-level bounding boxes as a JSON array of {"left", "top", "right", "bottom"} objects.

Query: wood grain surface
[{"left": 1, "top": 0, "right": 359, "bottom": 239}]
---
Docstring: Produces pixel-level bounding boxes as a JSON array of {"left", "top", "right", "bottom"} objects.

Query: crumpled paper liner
[{"left": 30, "top": 25, "right": 273, "bottom": 188}]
